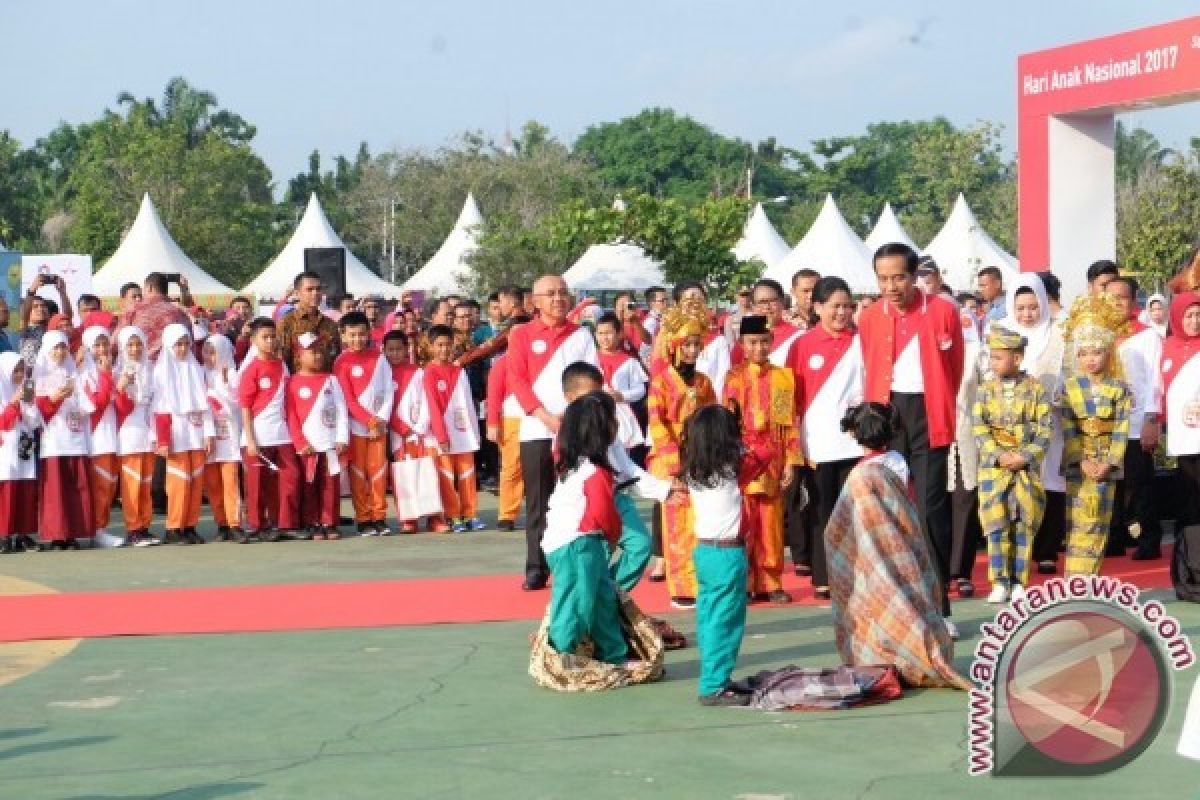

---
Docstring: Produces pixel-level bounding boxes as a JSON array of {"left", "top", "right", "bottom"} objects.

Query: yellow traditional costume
[
  {"left": 1059, "top": 295, "right": 1132, "bottom": 576},
  {"left": 971, "top": 326, "right": 1052, "bottom": 588},
  {"left": 646, "top": 300, "right": 716, "bottom": 601}
]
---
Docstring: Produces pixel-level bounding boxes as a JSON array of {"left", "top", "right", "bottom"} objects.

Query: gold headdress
[
  {"left": 986, "top": 325, "right": 1026, "bottom": 352},
  {"left": 1061, "top": 294, "right": 1130, "bottom": 379},
  {"left": 654, "top": 298, "right": 709, "bottom": 365}
]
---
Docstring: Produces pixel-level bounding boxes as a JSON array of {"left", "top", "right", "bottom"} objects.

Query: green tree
[{"left": 1118, "top": 146, "right": 1200, "bottom": 289}]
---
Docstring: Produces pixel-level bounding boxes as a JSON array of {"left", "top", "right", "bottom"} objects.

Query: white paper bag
[{"left": 392, "top": 456, "right": 443, "bottom": 520}]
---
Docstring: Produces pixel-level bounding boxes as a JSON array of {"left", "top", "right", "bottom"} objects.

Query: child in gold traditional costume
[
  {"left": 972, "top": 326, "right": 1052, "bottom": 603},
  {"left": 1059, "top": 295, "right": 1132, "bottom": 576}
]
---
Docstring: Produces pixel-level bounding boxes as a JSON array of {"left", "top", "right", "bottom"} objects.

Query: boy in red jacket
[
  {"left": 383, "top": 330, "right": 427, "bottom": 533},
  {"left": 286, "top": 333, "right": 349, "bottom": 540},
  {"left": 422, "top": 325, "right": 483, "bottom": 533}
]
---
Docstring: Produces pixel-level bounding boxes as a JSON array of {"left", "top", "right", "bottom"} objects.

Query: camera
[{"left": 162, "top": 272, "right": 182, "bottom": 284}]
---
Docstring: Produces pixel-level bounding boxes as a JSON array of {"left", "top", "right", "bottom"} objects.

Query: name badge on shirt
[
  {"left": 1185, "top": 400, "right": 1200, "bottom": 429},
  {"left": 187, "top": 412, "right": 204, "bottom": 428},
  {"left": 321, "top": 404, "right": 337, "bottom": 429},
  {"left": 453, "top": 409, "right": 468, "bottom": 431},
  {"left": 215, "top": 418, "right": 231, "bottom": 440},
  {"left": 66, "top": 410, "right": 85, "bottom": 433}
]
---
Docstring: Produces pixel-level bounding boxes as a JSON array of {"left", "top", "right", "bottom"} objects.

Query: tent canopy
[
  {"left": 244, "top": 193, "right": 398, "bottom": 300},
  {"left": 92, "top": 193, "right": 233, "bottom": 297},
  {"left": 402, "top": 193, "right": 483, "bottom": 295},
  {"left": 765, "top": 194, "right": 876, "bottom": 294},
  {"left": 921, "top": 193, "right": 1018, "bottom": 293},
  {"left": 562, "top": 242, "right": 666, "bottom": 291},
  {"left": 733, "top": 203, "right": 791, "bottom": 269},
  {"left": 864, "top": 202, "right": 918, "bottom": 254}
]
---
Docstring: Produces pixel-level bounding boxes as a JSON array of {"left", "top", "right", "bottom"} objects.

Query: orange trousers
[
  {"left": 743, "top": 493, "right": 785, "bottom": 594},
  {"left": 349, "top": 434, "right": 389, "bottom": 523},
  {"left": 205, "top": 461, "right": 241, "bottom": 528},
  {"left": 90, "top": 453, "right": 119, "bottom": 531},
  {"left": 120, "top": 452, "right": 155, "bottom": 533},
  {"left": 430, "top": 448, "right": 477, "bottom": 520},
  {"left": 166, "top": 450, "right": 206, "bottom": 530},
  {"left": 662, "top": 494, "right": 697, "bottom": 599},
  {"left": 497, "top": 417, "right": 524, "bottom": 523}
]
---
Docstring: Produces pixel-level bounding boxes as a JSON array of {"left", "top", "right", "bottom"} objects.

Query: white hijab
[
  {"left": 153, "top": 323, "right": 207, "bottom": 415},
  {"left": 1139, "top": 293, "right": 1168, "bottom": 337},
  {"left": 78, "top": 326, "right": 111, "bottom": 388},
  {"left": 0, "top": 351, "right": 23, "bottom": 407},
  {"left": 204, "top": 334, "right": 238, "bottom": 393},
  {"left": 116, "top": 326, "right": 151, "bottom": 404},
  {"left": 1003, "top": 273, "right": 1053, "bottom": 369},
  {"left": 32, "top": 330, "right": 75, "bottom": 394}
]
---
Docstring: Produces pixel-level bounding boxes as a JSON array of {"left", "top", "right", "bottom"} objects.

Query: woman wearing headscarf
[
  {"left": 202, "top": 333, "right": 243, "bottom": 541},
  {"left": 79, "top": 325, "right": 120, "bottom": 546},
  {"left": 114, "top": 326, "right": 158, "bottom": 546},
  {"left": 0, "top": 351, "right": 41, "bottom": 553},
  {"left": 1140, "top": 293, "right": 1168, "bottom": 338},
  {"left": 1160, "top": 292, "right": 1200, "bottom": 601},
  {"left": 33, "top": 330, "right": 94, "bottom": 549}
]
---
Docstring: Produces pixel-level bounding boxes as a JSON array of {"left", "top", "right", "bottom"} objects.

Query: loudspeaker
[{"left": 304, "top": 247, "right": 347, "bottom": 301}]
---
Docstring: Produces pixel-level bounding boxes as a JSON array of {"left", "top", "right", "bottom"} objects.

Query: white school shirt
[
  {"left": 513, "top": 323, "right": 598, "bottom": 442},
  {"left": 205, "top": 370, "right": 242, "bottom": 464},
  {"left": 604, "top": 356, "right": 649, "bottom": 449},
  {"left": 240, "top": 359, "right": 291, "bottom": 448},
  {"left": 83, "top": 374, "right": 119, "bottom": 456},
  {"left": 298, "top": 375, "right": 350, "bottom": 455},
  {"left": 158, "top": 367, "right": 216, "bottom": 453},
  {"left": 687, "top": 476, "right": 743, "bottom": 542},
  {"left": 1164, "top": 349, "right": 1200, "bottom": 457},
  {"left": 116, "top": 371, "right": 156, "bottom": 455},
  {"left": 1117, "top": 326, "right": 1163, "bottom": 439},
  {"left": 390, "top": 367, "right": 430, "bottom": 453},
  {"left": 0, "top": 402, "right": 41, "bottom": 482},
  {"left": 798, "top": 336, "right": 866, "bottom": 465},
  {"left": 345, "top": 353, "right": 394, "bottom": 438},
  {"left": 423, "top": 368, "right": 480, "bottom": 455},
  {"left": 39, "top": 374, "right": 91, "bottom": 458},
  {"left": 540, "top": 461, "right": 610, "bottom": 555}
]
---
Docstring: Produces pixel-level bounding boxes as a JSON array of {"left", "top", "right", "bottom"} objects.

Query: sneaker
[
  {"left": 1010, "top": 584, "right": 1028, "bottom": 603},
  {"left": 185, "top": 528, "right": 205, "bottom": 545},
  {"left": 497, "top": 519, "right": 515, "bottom": 532},
  {"left": 374, "top": 521, "right": 393, "bottom": 537},
  {"left": 945, "top": 619, "right": 961, "bottom": 641},
  {"left": 670, "top": 596, "right": 696, "bottom": 610},
  {"left": 131, "top": 532, "right": 156, "bottom": 548},
  {"left": 986, "top": 584, "right": 1010, "bottom": 604},
  {"left": 358, "top": 522, "right": 379, "bottom": 537},
  {"left": 698, "top": 688, "right": 751, "bottom": 707},
  {"left": 767, "top": 589, "right": 792, "bottom": 605},
  {"left": 236, "top": 528, "right": 254, "bottom": 544},
  {"left": 451, "top": 519, "right": 469, "bottom": 533},
  {"left": 468, "top": 518, "right": 487, "bottom": 531}
]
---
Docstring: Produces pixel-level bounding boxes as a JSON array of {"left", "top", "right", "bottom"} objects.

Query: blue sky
[{"left": 5, "top": 1, "right": 1197, "bottom": 188}]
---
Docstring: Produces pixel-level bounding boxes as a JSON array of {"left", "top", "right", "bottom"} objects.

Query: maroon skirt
[
  {"left": 0, "top": 479, "right": 38, "bottom": 536},
  {"left": 38, "top": 456, "right": 94, "bottom": 542}
]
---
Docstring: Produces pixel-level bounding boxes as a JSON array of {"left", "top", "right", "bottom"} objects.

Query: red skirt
[
  {"left": 0, "top": 479, "right": 38, "bottom": 536},
  {"left": 39, "top": 456, "right": 94, "bottom": 542}
]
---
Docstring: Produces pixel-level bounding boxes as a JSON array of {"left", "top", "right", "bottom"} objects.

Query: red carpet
[{"left": 0, "top": 554, "right": 1173, "bottom": 643}]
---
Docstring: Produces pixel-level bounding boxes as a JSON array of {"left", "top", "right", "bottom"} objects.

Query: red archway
[{"left": 1018, "top": 16, "right": 1200, "bottom": 299}]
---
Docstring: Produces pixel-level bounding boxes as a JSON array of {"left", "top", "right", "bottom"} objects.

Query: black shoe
[
  {"left": 522, "top": 573, "right": 548, "bottom": 591},
  {"left": 18, "top": 534, "right": 38, "bottom": 552},
  {"left": 794, "top": 564, "right": 812, "bottom": 577},
  {"left": 497, "top": 520, "right": 515, "bottom": 532},
  {"left": 698, "top": 688, "right": 751, "bottom": 707},
  {"left": 814, "top": 586, "right": 831, "bottom": 600},
  {"left": 374, "top": 521, "right": 393, "bottom": 537},
  {"left": 273, "top": 529, "right": 296, "bottom": 542},
  {"left": 1, "top": 537, "right": 13, "bottom": 554},
  {"left": 957, "top": 580, "right": 975, "bottom": 599},
  {"left": 767, "top": 589, "right": 792, "bottom": 605},
  {"left": 216, "top": 526, "right": 232, "bottom": 542},
  {"left": 65, "top": 539, "right": 80, "bottom": 550},
  {"left": 185, "top": 528, "right": 204, "bottom": 545},
  {"left": 1131, "top": 546, "right": 1162, "bottom": 561},
  {"left": 236, "top": 528, "right": 253, "bottom": 544},
  {"left": 1037, "top": 560, "right": 1057, "bottom": 574},
  {"left": 163, "top": 529, "right": 183, "bottom": 545}
]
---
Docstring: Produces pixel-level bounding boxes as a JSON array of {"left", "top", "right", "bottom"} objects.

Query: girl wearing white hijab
[
  {"left": 1140, "top": 293, "right": 1168, "bottom": 338},
  {"left": 33, "top": 330, "right": 94, "bottom": 549},
  {"left": 1003, "top": 273, "right": 1068, "bottom": 575},
  {"left": 79, "top": 325, "right": 121, "bottom": 545},
  {"left": 202, "top": 334, "right": 243, "bottom": 540},
  {"left": 153, "top": 323, "right": 214, "bottom": 545},
  {"left": 114, "top": 326, "right": 158, "bottom": 546},
  {"left": 0, "top": 352, "right": 41, "bottom": 553}
]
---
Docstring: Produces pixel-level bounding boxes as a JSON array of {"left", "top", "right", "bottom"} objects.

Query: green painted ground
[{"left": 2, "top": 491, "right": 1199, "bottom": 799}]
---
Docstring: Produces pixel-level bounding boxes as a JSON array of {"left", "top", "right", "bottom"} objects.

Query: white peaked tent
[
  {"left": 244, "top": 194, "right": 398, "bottom": 299},
  {"left": 562, "top": 242, "right": 666, "bottom": 291},
  {"left": 765, "top": 194, "right": 876, "bottom": 293},
  {"left": 92, "top": 193, "right": 233, "bottom": 296},
  {"left": 401, "top": 193, "right": 483, "bottom": 295},
  {"left": 864, "top": 202, "right": 918, "bottom": 254},
  {"left": 922, "top": 193, "right": 1019, "bottom": 293},
  {"left": 733, "top": 203, "right": 791, "bottom": 269}
]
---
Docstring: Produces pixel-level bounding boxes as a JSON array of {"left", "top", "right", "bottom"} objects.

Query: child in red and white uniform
[
  {"left": 422, "top": 325, "right": 482, "bottom": 532},
  {"left": 202, "top": 334, "right": 243, "bottom": 541},
  {"left": 0, "top": 352, "right": 41, "bottom": 554},
  {"left": 33, "top": 330, "right": 94, "bottom": 549},
  {"left": 286, "top": 332, "right": 349, "bottom": 539},
  {"left": 238, "top": 317, "right": 301, "bottom": 542},
  {"left": 154, "top": 323, "right": 215, "bottom": 545},
  {"left": 594, "top": 312, "right": 648, "bottom": 450},
  {"left": 333, "top": 312, "right": 394, "bottom": 536},
  {"left": 383, "top": 331, "right": 428, "bottom": 533},
  {"left": 114, "top": 326, "right": 158, "bottom": 546},
  {"left": 79, "top": 326, "right": 120, "bottom": 546}
]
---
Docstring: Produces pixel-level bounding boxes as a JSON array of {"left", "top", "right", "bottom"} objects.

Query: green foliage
[{"left": 1117, "top": 145, "right": 1200, "bottom": 289}]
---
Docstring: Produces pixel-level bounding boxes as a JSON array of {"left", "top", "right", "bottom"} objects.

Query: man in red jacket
[{"left": 858, "top": 242, "right": 964, "bottom": 635}]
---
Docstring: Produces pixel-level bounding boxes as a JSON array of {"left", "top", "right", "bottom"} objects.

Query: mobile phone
[{"left": 163, "top": 272, "right": 181, "bottom": 284}]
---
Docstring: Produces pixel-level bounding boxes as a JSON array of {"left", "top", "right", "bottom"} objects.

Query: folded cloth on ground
[{"left": 730, "top": 664, "right": 904, "bottom": 711}]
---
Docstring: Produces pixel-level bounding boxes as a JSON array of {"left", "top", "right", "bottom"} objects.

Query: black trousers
[
  {"left": 890, "top": 392, "right": 952, "bottom": 616},
  {"left": 651, "top": 501, "right": 663, "bottom": 558},
  {"left": 810, "top": 458, "right": 857, "bottom": 587},
  {"left": 520, "top": 439, "right": 554, "bottom": 578},
  {"left": 1173, "top": 456, "right": 1200, "bottom": 601},
  {"left": 949, "top": 457, "right": 981, "bottom": 580},
  {"left": 1109, "top": 441, "right": 1162, "bottom": 553},
  {"left": 1032, "top": 490, "right": 1067, "bottom": 564},
  {"left": 785, "top": 467, "right": 815, "bottom": 570},
  {"left": 476, "top": 419, "right": 498, "bottom": 483}
]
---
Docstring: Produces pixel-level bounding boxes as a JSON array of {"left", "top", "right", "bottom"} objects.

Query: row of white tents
[{"left": 87, "top": 189, "right": 1017, "bottom": 301}]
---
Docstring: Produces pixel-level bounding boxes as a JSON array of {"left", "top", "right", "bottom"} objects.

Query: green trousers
[
  {"left": 546, "top": 535, "right": 629, "bottom": 665},
  {"left": 611, "top": 492, "right": 653, "bottom": 593},
  {"left": 694, "top": 543, "right": 748, "bottom": 697}
]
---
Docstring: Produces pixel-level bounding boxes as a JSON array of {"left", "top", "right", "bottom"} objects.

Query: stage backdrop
[{"left": 21, "top": 254, "right": 93, "bottom": 327}]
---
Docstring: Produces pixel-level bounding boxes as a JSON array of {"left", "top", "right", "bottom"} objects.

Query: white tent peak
[
  {"left": 402, "top": 192, "right": 484, "bottom": 295},
  {"left": 243, "top": 193, "right": 398, "bottom": 299},
  {"left": 562, "top": 242, "right": 665, "bottom": 291},
  {"left": 864, "top": 202, "right": 918, "bottom": 254},
  {"left": 921, "top": 193, "right": 1018, "bottom": 293},
  {"left": 733, "top": 203, "right": 791, "bottom": 269},
  {"left": 765, "top": 194, "right": 876, "bottom": 294},
  {"left": 93, "top": 192, "right": 233, "bottom": 296}
]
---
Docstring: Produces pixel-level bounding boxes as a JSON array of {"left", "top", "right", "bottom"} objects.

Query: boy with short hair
[
  {"left": 238, "top": 317, "right": 301, "bottom": 542},
  {"left": 971, "top": 326, "right": 1053, "bottom": 604},
  {"left": 383, "top": 330, "right": 428, "bottom": 533},
  {"left": 422, "top": 325, "right": 483, "bottom": 532},
  {"left": 334, "top": 311, "right": 394, "bottom": 536},
  {"left": 287, "top": 332, "right": 349, "bottom": 540}
]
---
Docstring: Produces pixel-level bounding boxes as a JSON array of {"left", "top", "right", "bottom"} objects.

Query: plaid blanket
[
  {"left": 825, "top": 462, "right": 971, "bottom": 690},
  {"left": 733, "top": 665, "right": 903, "bottom": 711}
]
